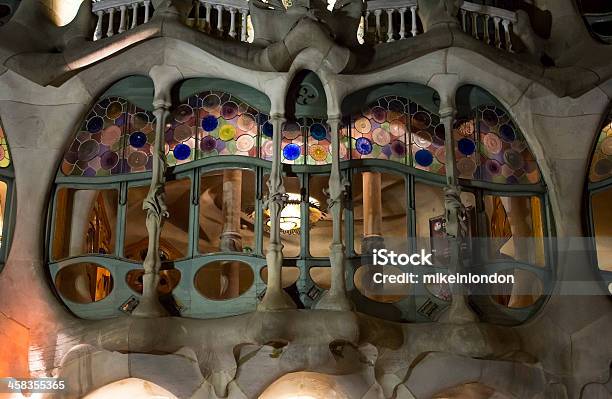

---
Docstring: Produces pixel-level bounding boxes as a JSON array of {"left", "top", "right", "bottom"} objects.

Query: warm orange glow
[
  {"left": 258, "top": 372, "right": 348, "bottom": 399},
  {"left": 83, "top": 378, "right": 178, "bottom": 399},
  {"left": 40, "top": 0, "right": 84, "bottom": 27}
]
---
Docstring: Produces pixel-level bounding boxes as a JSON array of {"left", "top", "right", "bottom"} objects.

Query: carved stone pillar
[
  {"left": 315, "top": 118, "right": 352, "bottom": 311},
  {"left": 220, "top": 169, "right": 243, "bottom": 299},
  {"left": 258, "top": 116, "right": 296, "bottom": 311},
  {"left": 361, "top": 171, "right": 384, "bottom": 253},
  {"left": 441, "top": 103, "right": 478, "bottom": 324},
  {"left": 132, "top": 99, "right": 171, "bottom": 317}
]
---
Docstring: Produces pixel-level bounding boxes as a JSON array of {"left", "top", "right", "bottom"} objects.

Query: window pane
[
  {"left": 263, "top": 175, "right": 301, "bottom": 258},
  {"left": 352, "top": 172, "right": 407, "bottom": 254},
  {"left": 194, "top": 260, "right": 254, "bottom": 300},
  {"left": 199, "top": 169, "right": 256, "bottom": 254},
  {"left": 592, "top": 188, "right": 612, "bottom": 271},
  {"left": 414, "top": 182, "right": 476, "bottom": 262},
  {"left": 52, "top": 188, "right": 118, "bottom": 260},
  {"left": 125, "top": 179, "right": 190, "bottom": 261},
  {"left": 55, "top": 263, "right": 113, "bottom": 304},
  {"left": 483, "top": 195, "right": 545, "bottom": 266},
  {"left": 0, "top": 181, "right": 7, "bottom": 251},
  {"left": 308, "top": 175, "right": 338, "bottom": 257}
]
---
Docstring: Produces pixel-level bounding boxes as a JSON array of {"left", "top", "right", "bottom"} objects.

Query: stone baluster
[
  {"left": 144, "top": 0, "right": 151, "bottom": 23},
  {"left": 471, "top": 11, "right": 479, "bottom": 39},
  {"left": 501, "top": 18, "right": 513, "bottom": 52},
  {"left": 398, "top": 8, "right": 406, "bottom": 39},
  {"left": 216, "top": 5, "right": 224, "bottom": 35},
  {"left": 386, "top": 9, "right": 394, "bottom": 42},
  {"left": 106, "top": 8, "right": 115, "bottom": 37},
  {"left": 439, "top": 97, "right": 478, "bottom": 324},
  {"left": 132, "top": 97, "right": 171, "bottom": 317},
  {"left": 93, "top": 10, "right": 104, "bottom": 41},
  {"left": 194, "top": 1, "right": 201, "bottom": 29},
  {"left": 410, "top": 5, "right": 418, "bottom": 36},
  {"left": 118, "top": 5, "right": 128, "bottom": 34},
  {"left": 131, "top": 3, "right": 139, "bottom": 29},
  {"left": 364, "top": 10, "right": 370, "bottom": 36},
  {"left": 460, "top": 9, "right": 467, "bottom": 32},
  {"left": 374, "top": 9, "right": 382, "bottom": 43},
  {"left": 483, "top": 14, "right": 490, "bottom": 44},
  {"left": 240, "top": 10, "right": 248, "bottom": 41},
  {"left": 493, "top": 16, "right": 502, "bottom": 48},
  {"left": 258, "top": 116, "right": 296, "bottom": 311},
  {"left": 315, "top": 117, "right": 352, "bottom": 311},
  {"left": 228, "top": 8, "right": 237, "bottom": 38},
  {"left": 205, "top": 3, "right": 212, "bottom": 32}
]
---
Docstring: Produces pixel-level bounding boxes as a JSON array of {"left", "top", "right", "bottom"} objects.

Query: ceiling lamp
[{"left": 264, "top": 193, "right": 325, "bottom": 235}]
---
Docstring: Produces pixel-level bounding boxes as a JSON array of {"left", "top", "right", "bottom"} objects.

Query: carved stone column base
[
  {"left": 132, "top": 273, "right": 168, "bottom": 317},
  {"left": 442, "top": 295, "right": 478, "bottom": 324},
  {"left": 315, "top": 291, "right": 354, "bottom": 311},
  {"left": 257, "top": 289, "right": 296, "bottom": 311}
]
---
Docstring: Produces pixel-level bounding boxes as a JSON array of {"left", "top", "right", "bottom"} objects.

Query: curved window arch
[
  {"left": 587, "top": 108, "right": 612, "bottom": 294},
  {"left": 0, "top": 118, "right": 15, "bottom": 271}
]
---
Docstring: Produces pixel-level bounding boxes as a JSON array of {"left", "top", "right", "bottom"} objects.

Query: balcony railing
[
  {"left": 364, "top": 0, "right": 419, "bottom": 43},
  {"left": 88, "top": 0, "right": 519, "bottom": 53},
  {"left": 459, "top": 1, "right": 517, "bottom": 52},
  {"left": 92, "top": 0, "right": 152, "bottom": 41}
]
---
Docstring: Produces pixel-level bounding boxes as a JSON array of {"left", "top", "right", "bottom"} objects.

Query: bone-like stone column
[
  {"left": 93, "top": 10, "right": 104, "bottom": 41},
  {"left": 106, "top": 8, "right": 115, "bottom": 37},
  {"left": 258, "top": 116, "right": 296, "bottom": 311},
  {"left": 131, "top": 3, "right": 139, "bottom": 29},
  {"left": 315, "top": 117, "right": 352, "bottom": 311},
  {"left": 440, "top": 101, "right": 478, "bottom": 324},
  {"left": 118, "top": 5, "right": 128, "bottom": 34},
  {"left": 220, "top": 169, "right": 243, "bottom": 298},
  {"left": 131, "top": 98, "right": 171, "bottom": 317},
  {"left": 240, "top": 10, "right": 248, "bottom": 41}
]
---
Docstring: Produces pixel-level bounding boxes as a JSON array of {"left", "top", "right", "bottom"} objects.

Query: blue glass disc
[
  {"left": 310, "top": 123, "right": 327, "bottom": 140},
  {"left": 173, "top": 143, "right": 191, "bottom": 160},
  {"left": 87, "top": 116, "right": 104, "bottom": 133},
  {"left": 415, "top": 149, "right": 434, "bottom": 166},
  {"left": 457, "top": 138, "right": 476, "bottom": 155},
  {"left": 201, "top": 115, "right": 218, "bottom": 132},
  {"left": 499, "top": 124, "right": 516, "bottom": 142},
  {"left": 262, "top": 121, "right": 273, "bottom": 138},
  {"left": 355, "top": 137, "right": 373, "bottom": 155},
  {"left": 283, "top": 143, "right": 301, "bottom": 161},
  {"left": 129, "top": 132, "right": 147, "bottom": 148}
]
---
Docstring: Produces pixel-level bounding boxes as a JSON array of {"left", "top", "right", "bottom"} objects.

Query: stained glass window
[
  {"left": 166, "top": 103, "right": 197, "bottom": 166},
  {"left": 196, "top": 91, "right": 261, "bottom": 160},
  {"left": 589, "top": 114, "right": 612, "bottom": 182},
  {"left": 410, "top": 102, "right": 446, "bottom": 174},
  {"left": 281, "top": 121, "right": 304, "bottom": 164},
  {"left": 62, "top": 97, "right": 158, "bottom": 176},
  {"left": 0, "top": 121, "right": 11, "bottom": 168},
  {"left": 476, "top": 106, "right": 540, "bottom": 184},
  {"left": 305, "top": 118, "right": 332, "bottom": 165}
]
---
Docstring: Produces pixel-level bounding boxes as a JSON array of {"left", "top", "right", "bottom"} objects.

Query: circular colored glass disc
[
  {"left": 355, "top": 137, "right": 373, "bottom": 155},
  {"left": 78, "top": 140, "right": 100, "bottom": 162},
  {"left": 371, "top": 106, "right": 386, "bottom": 123},
  {"left": 100, "top": 151, "right": 119, "bottom": 170},
  {"left": 202, "top": 94, "right": 221, "bottom": 112},
  {"left": 482, "top": 109, "right": 499, "bottom": 127},
  {"left": 283, "top": 143, "right": 301, "bottom": 161},
  {"left": 262, "top": 140, "right": 274, "bottom": 158},
  {"left": 373, "top": 128, "right": 390, "bottom": 146},
  {"left": 310, "top": 123, "right": 327, "bottom": 140},
  {"left": 236, "top": 134, "right": 255, "bottom": 152},
  {"left": 173, "top": 143, "right": 191, "bottom": 160},
  {"left": 486, "top": 159, "right": 502, "bottom": 175},
  {"left": 129, "top": 132, "right": 147, "bottom": 148},
  {"left": 309, "top": 144, "right": 327, "bottom": 161},
  {"left": 457, "top": 138, "right": 476, "bottom": 155},
  {"left": 201, "top": 115, "right": 218, "bottom": 132},
  {"left": 219, "top": 125, "right": 236, "bottom": 141},
  {"left": 174, "top": 105, "right": 193, "bottom": 123},
  {"left": 414, "top": 131, "right": 432, "bottom": 148},
  {"left": 238, "top": 114, "right": 256, "bottom": 131},
  {"left": 106, "top": 101, "right": 123, "bottom": 120},
  {"left": 87, "top": 116, "right": 104, "bottom": 133},
  {"left": 457, "top": 157, "right": 477, "bottom": 177},
  {"left": 173, "top": 124, "right": 192, "bottom": 142},
  {"left": 391, "top": 140, "right": 406, "bottom": 156},
  {"left": 602, "top": 136, "right": 612, "bottom": 156},
  {"left": 262, "top": 121, "right": 273, "bottom": 138},
  {"left": 411, "top": 112, "right": 431, "bottom": 129},
  {"left": 499, "top": 124, "right": 516, "bottom": 142},
  {"left": 221, "top": 102, "right": 238, "bottom": 119},
  {"left": 101, "top": 125, "right": 122, "bottom": 145},
  {"left": 355, "top": 117, "right": 372, "bottom": 134},
  {"left": 200, "top": 135, "right": 217, "bottom": 152},
  {"left": 415, "top": 149, "right": 433, "bottom": 166},
  {"left": 131, "top": 112, "right": 149, "bottom": 130},
  {"left": 483, "top": 133, "right": 502, "bottom": 155},
  {"left": 128, "top": 151, "right": 148, "bottom": 168},
  {"left": 504, "top": 150, "right": 524, "bottom": 170}
]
